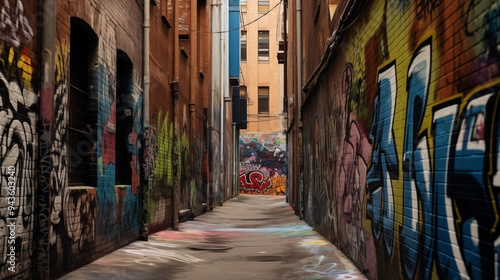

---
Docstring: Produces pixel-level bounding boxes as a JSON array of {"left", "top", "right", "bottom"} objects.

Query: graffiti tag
[{"left": 239, "top": 171, "right": 273, "bottom": 193}]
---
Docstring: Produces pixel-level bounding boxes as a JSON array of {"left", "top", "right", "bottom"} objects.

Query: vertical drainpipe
[
  {"left": 37, "top": 0, "right": 56, "bottom": 278},
  {"left": 173, "top": 0, "right": 180, "bottom": 230},
  {"left": 233, "top": 121, "right": 237, "bottom": 197},
  {"left": 219, "top": 2, "right": 225, "bottom": 206},
  {"left": 143, "top": 0, "right": 150, "bottom": 168},
  {"left": 209, "top": 0, "right": 218, "bottom": 212},
  {"left": 283, "top": 0, "right": 288, "bottom": 203},
  {"left": 296, "top": 0, "right": 303, "bottom": 219},
  {"left": 189, "top": 0, "right": 198, "bottom": 216},
  {"left": 220, "top": 5, "right": 225, "bottom": 206},
  {"left": 141, "top": 0, "right": 150, "bottom": 240}
]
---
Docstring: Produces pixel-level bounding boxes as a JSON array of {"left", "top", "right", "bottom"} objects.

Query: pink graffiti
[
  {"left": 101, "top": 100, "right": 116, "bottom": 165},
  {"left": 239, "top": 171, "right": 273, "bottom": 193}
]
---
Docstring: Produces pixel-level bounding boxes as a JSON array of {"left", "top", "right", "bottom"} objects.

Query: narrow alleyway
[{"left": 58, "top": 195, "right": 366, "bottom": 280}]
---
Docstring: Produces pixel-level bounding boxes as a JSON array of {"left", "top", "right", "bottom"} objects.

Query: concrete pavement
[{"left": 59, "top": 194, "right": 366, "bottom": 280}]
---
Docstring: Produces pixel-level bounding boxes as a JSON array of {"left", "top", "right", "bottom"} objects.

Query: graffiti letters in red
[{"left": 239, "top": 171, "right": 273, "bottom": 193}]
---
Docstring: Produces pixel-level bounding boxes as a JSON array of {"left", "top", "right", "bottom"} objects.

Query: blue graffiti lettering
[
  {"left": 399, "top": 41, "right": 433, "bottom": 279},
  {"left": 432, "top": 102, "right": 470, "bottom": 279},
  {"left": 366, "top": 62, "right": 399, "bottom": 255}
]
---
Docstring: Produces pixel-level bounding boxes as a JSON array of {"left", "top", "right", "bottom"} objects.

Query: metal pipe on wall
[
  {"left": 296, "top": 0, "right": 304, "bottom": 219},
  {"left": 143, "top": 0, "right": 150, "bottom": 131},
  {"left": 283, "top": 0, "right": 288, "bottom": 203},
  {"left": 173, "top": 0, "right": 181, "bottom": 230},
  {"left": 140, "top": 0, "right": 151, "bottom": 240},
  {"left": 190, "top": 0, "right": 198, "bottom": 144},
  {"left": 38, "top": 0, "right": 56, "bottom": 277}
]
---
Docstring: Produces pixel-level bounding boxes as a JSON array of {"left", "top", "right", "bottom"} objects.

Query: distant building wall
[
  {"left": 147, "top": 0, "right": 176, "bottom": 233},
  {"left": 293, "top": 0, "right": 500, "bottom": 279},
  {"left": 239, "top": 133, "right": 287, "bottom": 195},
  {"left": 240, "top": 0, "right": 284, "bottom": 134},
  {"left": 147, "top": 0, "right": 211, "bottom": 232},
  {"left": 0, "top": 0, "right": 218, "bottom": 278}
]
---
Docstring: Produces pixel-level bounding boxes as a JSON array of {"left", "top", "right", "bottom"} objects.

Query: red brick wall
[
  {"left": 47, "top": 0, "right": 143, "bottom": 278},
  {"left": 296, "top": 0, "right": 500, "bottom": 279},
  {"left": 0, "top": 0, "right": 40, "bottom": 278},
  {"left": 148, "top": 0, "right": 176, "bottom": 233},
  {"left": 147, "top": 0, "right": 210, "bottom": 232}
]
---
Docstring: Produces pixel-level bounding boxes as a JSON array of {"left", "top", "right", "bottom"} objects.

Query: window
[
  {"left": 241, "top": 30, "right": 247, "bottom": 62},
  {"left": 258, "top": 31, "right": 269, "bottom": 62},
  {"left": 258, "top": 87, "right": 269, "bottom": 114},
  {"left": 241, "top": 0, "right": 247, "bottom": 12},
  {"left": 69, "top": 18, "right": 98, "bottom": 186},
  {"left": 240, "top": 86, "right": 247, "bottom": 96},
  {"left": 116, "top": 50, "right": 133, "bottom": 185},
  {"left": 258, "top": 0, "right": 269, "bottom": 12}
]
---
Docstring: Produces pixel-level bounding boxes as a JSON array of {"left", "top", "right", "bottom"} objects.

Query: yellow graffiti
[
  {"left": 300, "top": 239, "right": 329, "bottom": 247},
  {"left": 8, "top": 47, "right": 14, "bottom": 65},
  {"left": 241, "top": 174, "right": 287, "bottom": 196},
  {"left": 154, "top": 111, "right": 174, "bottom": 187},
  {"left": 55, "top": 40, "right": 70, "bottom": 83},
  {"left": 0, "top": 44, "right": 33, "bottom": 91},
  {"left": 18, "top": 51, "right": 32, "bottom": 88}
]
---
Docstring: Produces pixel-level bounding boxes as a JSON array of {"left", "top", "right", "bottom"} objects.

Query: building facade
[
  {"left": 146, "top": 0, "right": 213, "bottom": 235},
  {"left": 39, "top": 1, "right": 144, "bottom": 278},
  {"left": 239, "top": 0, "right": 287, "bottom": 196},
  {"left": 0, "top": 0, "right": 234, "bottom": 279},
  {"left": 286, "top": 0, "right": 500, "bottom": 279},
  {"left": 0, "top": 0, "right": 40, "bottom": 278},
  {"left": 240, "top": 0, "right": 284, "bottom": 133}
]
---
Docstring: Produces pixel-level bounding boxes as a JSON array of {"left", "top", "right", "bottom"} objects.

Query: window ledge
[
  {"left": 115, "top": 185, "right": 132, "bottom": 189},
  {"left": 68, "top": 186, "right": 96, "bottom": 190},
  {"left": 161, "top": 15, "right": 171, "bottom": 28},
  {"left": 181, "top": 48, "right": 189, "bottom": 59}
]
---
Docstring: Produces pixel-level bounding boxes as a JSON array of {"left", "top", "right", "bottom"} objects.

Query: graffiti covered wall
[
  {"left": 0, "top": 0, "right": 212, "bottom": 278},
  {"left": 0, "top": 0, "right": 38, "bottom": 278},
  {"left": 299, "top": 0, "right": 500, "bottom": 279},
  {"left": 44, "top": 1, "right": 144, "bottom": 277},
  {"left": 239, "top": 134, "right": 287, "bottom": 195}
]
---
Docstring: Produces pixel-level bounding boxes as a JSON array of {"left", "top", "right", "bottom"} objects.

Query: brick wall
[
  {"left": 147, "top": 0, "right": 211, "bottom": 232},
  {"left": 0, "top": 0, "right": 214, "bottom": 278},
  {"left": 0, "top": 0, "right": 39, "bottom": 278},
  {"left": 46, "top": 0, "right": 143, "bottom": 278},
  {"left": 147, "top": 0, "right": 176, "bottom": 234},
  {"left": 298, "top": 0, "right": 500, "bottom": 279}
]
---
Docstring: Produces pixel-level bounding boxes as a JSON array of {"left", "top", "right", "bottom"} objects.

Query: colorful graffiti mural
[
  {"left": 44, "top": 15, "right": 142, "bottom": 278},
  {"left": 147, "top": 110, "right": 174, "bottom": 232},
  {"left": 0, "top": 0, "right": 36, "bottom": 277},
  {"left": 0, "top": 0, "right": 214, "bottom": 278},
  {"left": 299, "top": 0, "right": 500, "bottom": 279},
  {"left": 239, "top": 134, "right": 287, "bottom": 195},
  {"left": 94, "top": 23, "right": 141, "bottom": 244}
]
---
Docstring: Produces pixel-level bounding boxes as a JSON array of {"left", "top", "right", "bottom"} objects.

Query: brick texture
[
  {"left": 291, "top": 0, "right": 500, "bottom": 279},
  {"left": 0, "top": 1, "right": 40, "bottom": 279}
]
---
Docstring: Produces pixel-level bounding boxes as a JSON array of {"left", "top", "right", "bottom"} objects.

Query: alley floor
[{"left": 58, "top": 195, "right": 366, "bottom": 280}]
